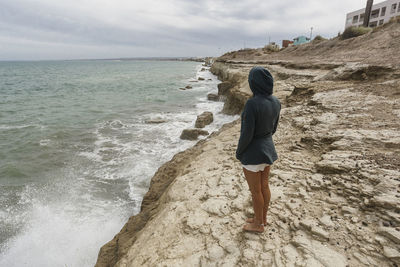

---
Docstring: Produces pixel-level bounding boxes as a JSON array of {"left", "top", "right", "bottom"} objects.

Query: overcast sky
[{"left": 0, "top": 0, "right": 374, "bottom": 60}]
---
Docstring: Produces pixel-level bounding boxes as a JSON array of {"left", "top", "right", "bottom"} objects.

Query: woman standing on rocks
[{"left": 236, "top": 66, "right": 281, "bottom": 233}]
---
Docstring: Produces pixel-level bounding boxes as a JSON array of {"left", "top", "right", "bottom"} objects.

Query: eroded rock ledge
[
  {"left": 96, "top": 59, "right": 400, "bottom": 267},
  {"left": 95, "top": 63, "right": 245, "bottom": 267},
  {"left": 95, "top": 120, "right": 241, "bottom": 267}
]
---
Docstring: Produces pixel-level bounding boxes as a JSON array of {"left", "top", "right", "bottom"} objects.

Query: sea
[{"left": 0, "top": 60, "right": 237, "bottom": 267}]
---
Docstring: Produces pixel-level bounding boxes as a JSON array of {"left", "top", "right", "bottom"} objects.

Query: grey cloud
[{"left": 0, "top": 0, "right": 364, "bottom": 60}]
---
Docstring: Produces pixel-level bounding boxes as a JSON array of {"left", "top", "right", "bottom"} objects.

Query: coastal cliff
[{"left": 96, "top": 21, "right": 400, "bottom": 266}]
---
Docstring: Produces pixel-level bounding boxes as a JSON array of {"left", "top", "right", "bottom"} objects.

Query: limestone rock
[
  {"left": 207, "top": 244, "right": 225, "bottom": 260},
  {"left": 145, "top": 118, "right": 167, "bottom": 124},
  {"left": 195, "top": 111, "right": 214, "bottom": 128},
  {"left": 207, "top": 93, "right": 220, "bottom": 101},
  {"left": 377, "top": 227, "right": 400, "bottom": 244},
  {"left": 180, "top": 129, "right": 209, "bottom": 140},
  {"left": 371, "top": 195, "right": 399, "bottom": 210},
  {"left": 341, "top": 206, "right": 357, "bottom": 215},
  {"left": 217, "top": 82, "right": 232, "bottom": 95},
  {"left": 96, "top": 52, "right": 400, "bottom": 267},
  {"left": 319, "top": 215, "right": 334, "bottom": 227},
  {"left": 383, "top": 246, "right": 400, "bottom": 261},
  {"left": 292, "top": 231, "right": 348, "bottom": 267},
  {"left": 317, "top": 63, "right": 394, "bottom": 81}
]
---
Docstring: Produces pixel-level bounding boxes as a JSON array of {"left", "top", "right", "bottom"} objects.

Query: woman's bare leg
[
  {"left": 245, "top": 166, "right": 271, "bottom": 225},
  {"left": 243, "top": 168, "right": 264, "bottom": 232},
  {"left": 261, "top": 166, "right": 271, "bottom": 225}
]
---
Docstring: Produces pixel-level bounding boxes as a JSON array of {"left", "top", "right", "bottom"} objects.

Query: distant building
[
  {"left": 264, "top": 42, "right": 280, "bottom": 52},
  {"left": 345, "top": 0, "right": 400, "bottom": 28},
  {"left": 282, "top": 40, "right": 294, "bottom": 48},
  {"left": 293, "top": 36, "right": 310, "bottom": 46}
]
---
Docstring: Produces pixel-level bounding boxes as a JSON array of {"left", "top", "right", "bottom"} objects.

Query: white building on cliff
[{"left": 345, "top": 0, "right": 400, "bottom": 28}]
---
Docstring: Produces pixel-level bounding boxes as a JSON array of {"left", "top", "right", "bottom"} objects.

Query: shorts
[{"left": 242, "top": 163, "right": 270, "bottom": 172}]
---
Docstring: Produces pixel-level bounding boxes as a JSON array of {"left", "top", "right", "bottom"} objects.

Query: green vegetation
[
  {"left": 263, "top": 44, "right": 280, "bottom": 52},
  {"left": 313, "top": 35, "right": 327, "bottom": 42},
  {"left": 341, "top": 26, "right": 372, "bottom": 40}
]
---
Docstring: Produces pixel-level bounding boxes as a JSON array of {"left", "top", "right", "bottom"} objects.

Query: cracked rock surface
[{"left": 95, "top": 59, "right": 400, "bottom": 267}]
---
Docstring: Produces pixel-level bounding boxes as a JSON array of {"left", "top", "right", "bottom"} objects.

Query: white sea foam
[
  {"left": 0, "top": 63, "right": 238, "bottom": 267},
  {"left": 0, "top": 202, "right": 126, "bottom": 267},
  {"left": 39, "top": 139, "right": 51, "bottom": 146},
  {"left": 0, "top": 124, "right": 38, "bottom": 130}
]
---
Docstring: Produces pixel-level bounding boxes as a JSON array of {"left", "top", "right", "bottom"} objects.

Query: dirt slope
[{"left": 218, "top": 20, "right": 400, "bottom": 67}]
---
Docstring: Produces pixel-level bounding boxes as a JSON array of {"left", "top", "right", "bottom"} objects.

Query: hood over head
[{"left": 248, "top": 66, "right": 274, "bottom": 97}]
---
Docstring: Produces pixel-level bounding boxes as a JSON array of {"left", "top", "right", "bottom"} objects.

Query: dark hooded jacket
[{"left": 236, "top": 66, "right": 281, "bottom": 165}]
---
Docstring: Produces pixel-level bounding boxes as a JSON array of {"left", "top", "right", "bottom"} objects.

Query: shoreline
[
  {"left": 95, "top": 119, "right": 241, "bottom": 266},
  {"left": 96, "top": 25, "right": 400, "bottom": 265},
  {"left": 95, "top": 62, "right": 246, "bottom": 267},
  {"left": 96, "top": 59, "right": 400, "bottom": 267},
  {"left": 0, "top": 60, "right": 232, "bottom": 267}
]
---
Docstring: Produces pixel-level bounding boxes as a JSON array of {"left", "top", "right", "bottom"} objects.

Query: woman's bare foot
[
  {"left": 243, "top": 223, "right": 264, "bottom": 233},
  {"left": 246, "top": 217, "right": 267, "bottom": 226}
]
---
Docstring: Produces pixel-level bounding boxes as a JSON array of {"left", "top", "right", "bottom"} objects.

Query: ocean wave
[
  {"left": 0, "top": 124, "right": 38, "bottom": 130},
  {"left": 0, "top": 61, "right": 238, "bottom": 267}
]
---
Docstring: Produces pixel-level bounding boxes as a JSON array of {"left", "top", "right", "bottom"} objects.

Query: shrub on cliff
[
  {"left": 313, "top": 35, "right": 326, "bottom": 41},
  {"left": 341, "top": 26, "right": 372, "bottom": 40},
  {"left": 263, "top": 44, "right": 280, "bottom": 52}
]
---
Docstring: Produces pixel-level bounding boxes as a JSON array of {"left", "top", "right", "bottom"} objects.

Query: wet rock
[
  {"left": 195, "top": 112, "right": 214, "bottom": 128},
  {"left": 145, "top": 118, "right": 167, "bottom": 124},
  {"left": 207, "top": 93, "right": 220, "bottom": 101},
  {"left": 217, "top": 82, "right": 232, "bottom": 95},
  {"left": 198, "top": 77, "right": 205, "bottom": 81},
  {"left": 185, "top": 85, "right": 193, "bottom": 89},
  {"left": 180, "top": 129, "right": 209, "bottom": 140}
]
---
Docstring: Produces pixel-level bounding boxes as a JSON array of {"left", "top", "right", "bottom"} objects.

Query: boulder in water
[
  {"left": 207, "top": 93, "right": 219, "bottom": 101},
  {"left": 217, "top": 82, "right": 232, "bottom": 95},
  {"left": 195, "top": 111, "right": 213, "bottom": 128},
  {"left": 180, "top": 129, "right": 209, "bottom": 140},
  {"left": 145, "top": 118, "right": 167, "bottom": 124}
]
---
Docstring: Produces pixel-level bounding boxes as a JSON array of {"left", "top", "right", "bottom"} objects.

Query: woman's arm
[
  {"left": 236, "top": 101, "right": 255, "bottom": 159},
  {"left": 272, "top": 101, "right": 281, "bottom": 135}
]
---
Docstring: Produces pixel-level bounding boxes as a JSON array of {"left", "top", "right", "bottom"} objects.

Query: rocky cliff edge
[{"left": 96, "top": 23, "right": 400, "bottom": 267}]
